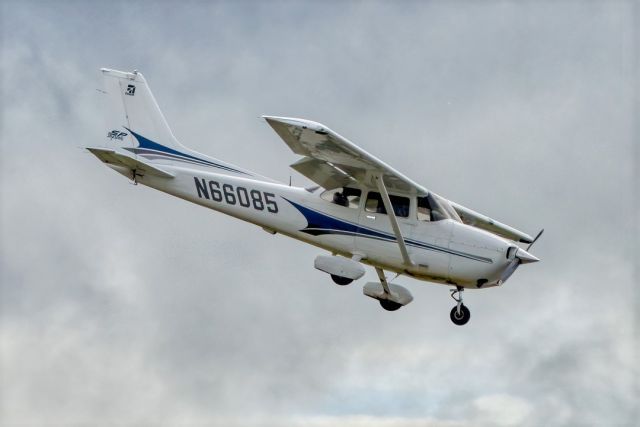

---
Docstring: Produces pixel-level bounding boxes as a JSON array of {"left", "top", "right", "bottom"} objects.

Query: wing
[
  {"left": 264, "top": 115, "right": 534, "bottom": 243},
  {"left": 263, "top": 116, "right": 428, "bottom": 195},
  {"left": 450, "top": 202, "right": 534, "bottom": 244}
]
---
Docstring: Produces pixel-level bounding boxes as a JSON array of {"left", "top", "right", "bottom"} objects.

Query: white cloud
[{"left": 471, "top": 394, "right": 532, "bottom": 426}]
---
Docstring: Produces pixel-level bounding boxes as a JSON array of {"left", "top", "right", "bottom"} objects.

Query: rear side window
[
  {"left": 417, "top": 196, "right": 431, "bottom": 221},
  {"left": 365, "top": 192, "right": 410, "bottom": 218},
  {"left": 320, "top": 187, "right": 362, "bottom": 209}
]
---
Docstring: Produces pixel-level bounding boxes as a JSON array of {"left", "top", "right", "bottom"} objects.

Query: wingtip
[
  {"left": 262, "top": 115, "right": 291, "bottom": 123},
  {"left": 261, "top": 116, "right": 327, "bottom": 132},
  {"left": 261, "top": 115, "right": 284, "bottom": 125}
]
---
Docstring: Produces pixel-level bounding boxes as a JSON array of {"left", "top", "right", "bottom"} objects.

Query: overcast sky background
[{"left": 1, "top": 1, "right": 638, "bottom": 426}]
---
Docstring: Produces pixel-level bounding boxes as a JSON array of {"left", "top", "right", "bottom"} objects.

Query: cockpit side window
[
  {"left": 365, "top": 192, "right": 410, "bottom": 218},
  {"left": 320, "top": 187, "right": 362, "bottom": 209}
]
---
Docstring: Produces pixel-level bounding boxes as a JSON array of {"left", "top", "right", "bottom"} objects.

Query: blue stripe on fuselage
[
  {"left": 284, "top": 198, "right": 492, "bottom": 263},
  {"left": 124, "top": 127, "right": 251, "bottom": 175}
]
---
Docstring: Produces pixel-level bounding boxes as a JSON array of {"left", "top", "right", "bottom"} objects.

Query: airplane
[{"left": 88, "top": 68, "right": 542, "bottom": 325}]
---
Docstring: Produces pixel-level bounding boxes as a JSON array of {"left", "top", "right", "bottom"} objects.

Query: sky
[{"left": 1, "top": 1, "right": 638, "bottom": 426}]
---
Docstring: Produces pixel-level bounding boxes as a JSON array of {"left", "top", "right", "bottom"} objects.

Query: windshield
[{"left": 417, "top": 193, "right": 461, "bottom": 222}]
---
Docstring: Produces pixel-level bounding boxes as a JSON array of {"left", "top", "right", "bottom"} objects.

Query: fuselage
[{"left": 114, "top": 163, "right": 515, "bottom": 289}]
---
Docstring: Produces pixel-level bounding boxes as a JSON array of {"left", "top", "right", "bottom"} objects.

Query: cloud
[{"left": 471, "top": 394, "right": 533, "bottom": 426}]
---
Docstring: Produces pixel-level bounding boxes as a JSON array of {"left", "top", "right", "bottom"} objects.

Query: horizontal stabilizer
[{"left": 86, "top": 147, "right": 175, "bottom": 179}]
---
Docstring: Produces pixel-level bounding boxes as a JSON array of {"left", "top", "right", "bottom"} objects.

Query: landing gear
[
  {"left": 331, "top": 274, "right": 353, "bottom": 286},
  {"left": 450, "top": 286, "right": 471, "bottom": 325},
  {"left": 379, "top": 299, "right": 402, "bottom": 311},
  {"left": 362, "top": 267, "right": 413, "bottom": 311},
  {"left": 450, "top": 304, "right": 470, "bottom": 325}
]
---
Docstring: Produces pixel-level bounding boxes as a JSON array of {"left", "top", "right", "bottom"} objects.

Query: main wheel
[
  {"left": 379, "top": 299, "right": 402, "bottom": 311},
  {"left": 450, "top": 304, "right": 471, "bottom": 325},
  {"left": 331, "top": 274, "right": 353, "bottom": 286}
]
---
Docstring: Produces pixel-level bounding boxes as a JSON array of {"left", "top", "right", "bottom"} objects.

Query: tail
[
  {"left": 101, "top": 68, "right": 185, "bottom": 152},
  {"left": 98, "top": 68, "right": 253, "bottom": 176}
]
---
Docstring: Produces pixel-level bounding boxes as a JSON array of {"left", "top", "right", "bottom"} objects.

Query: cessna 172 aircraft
[{"left": 88, "top": 69, "right": 542, "bottom": 325}]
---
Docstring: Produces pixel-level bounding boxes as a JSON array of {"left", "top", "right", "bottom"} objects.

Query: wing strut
[
  {"left": 375, "top": 267, "right": 391, "bottom": 294},
  {"left": 374, "top": 174, "right": 414, "bottom": 267}
]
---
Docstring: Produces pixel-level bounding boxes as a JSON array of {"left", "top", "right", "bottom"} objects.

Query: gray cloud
[{"left": 1, "top": 1, "right": 637, "bottom": 426}]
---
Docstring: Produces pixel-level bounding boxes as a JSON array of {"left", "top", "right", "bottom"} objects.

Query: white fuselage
[{"left": 117, "top": 163, "right": 515, "bottom": 290}]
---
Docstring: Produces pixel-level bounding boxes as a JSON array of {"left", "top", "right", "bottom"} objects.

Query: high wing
[
  {"left": 263, "top": 116, "right": 427, "bottom": 195},
  {"left": 263, "top": 116, "right": 534, "bottom": 244},
  {"left": 449, "top": 202, "right": 533, "bottom": 243}
]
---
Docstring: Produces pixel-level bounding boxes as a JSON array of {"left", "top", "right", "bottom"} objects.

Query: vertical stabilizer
[
  {"left": 97, "top": 68, "right": 257, "bottom": 177},
  {"left": 101, "top": 68, "right": 185, "bottom": 152}
]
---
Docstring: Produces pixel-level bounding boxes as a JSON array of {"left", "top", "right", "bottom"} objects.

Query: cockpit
[{"left": 321, "top": 187, "right": 461, "bottom": 222}]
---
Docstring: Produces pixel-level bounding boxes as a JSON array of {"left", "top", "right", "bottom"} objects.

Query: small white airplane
[{"left": 88, "top": 69, "right": 542, "bottom": 325}]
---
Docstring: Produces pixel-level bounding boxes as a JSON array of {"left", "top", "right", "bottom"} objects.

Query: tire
[
  {"left": 450, "top": 304, "right": 471, "bottom": 325},
  {"left": 331, "top": 274, "right": 353, "bottom": 286},
  {"left": 379, "top": 299, "right": 402, "bottom": 311}
]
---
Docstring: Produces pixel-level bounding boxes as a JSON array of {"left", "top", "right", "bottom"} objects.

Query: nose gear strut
[{"left": 449, "top": 286, "right": 471, "bottom": 325}]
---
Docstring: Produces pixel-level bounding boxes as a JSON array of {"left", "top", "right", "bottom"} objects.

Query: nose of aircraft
[{"left": 515, "top": 247, "right": 540, "bottom": 264}]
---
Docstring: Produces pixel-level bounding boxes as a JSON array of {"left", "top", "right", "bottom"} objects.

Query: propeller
[
  {"left": 527, "top": 229, "right": 544, "bottom": 251},
  {"left": 499, "top": 228, "right": 543, "bottom": 283}
]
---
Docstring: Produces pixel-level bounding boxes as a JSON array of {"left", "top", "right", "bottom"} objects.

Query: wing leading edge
[
  {"left": 263, "top": 115, "right": 534, "bottom": 244},
  {"left": 451, "top": 202, "right": 533, "bottom": 244}
]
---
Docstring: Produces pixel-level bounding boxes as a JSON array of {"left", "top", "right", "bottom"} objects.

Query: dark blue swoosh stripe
[
  {"left": 126, "top": 148, "right": 244, "bottom": 173},
  {"left": 284, "top": 198, "right": 492, "bottom": 263},
  {"left": 124, "top": 127, "right": 250, "bottom": 175}
]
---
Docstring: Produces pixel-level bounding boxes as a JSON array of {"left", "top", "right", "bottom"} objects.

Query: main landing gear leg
[
  {"left": 376, "top": 267, "right": 402, "bottom": 312},
  {"left": 450, "top": 286, "right": 471, "bottom": 326}
]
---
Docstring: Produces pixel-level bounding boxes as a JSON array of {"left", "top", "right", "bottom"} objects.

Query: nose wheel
[{"left": 450, "top": 287, "right": 471, "bottom": 325}]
